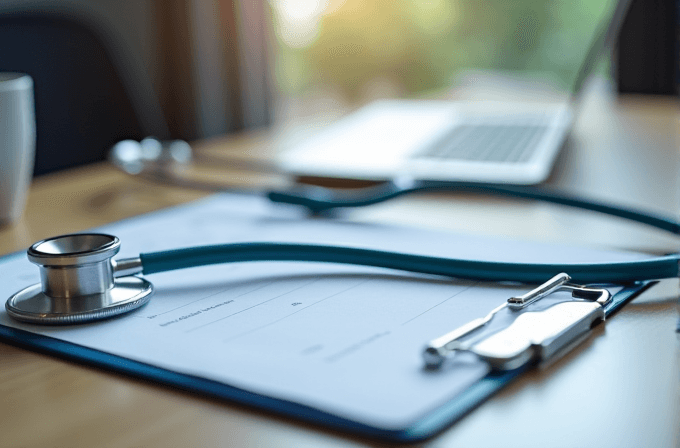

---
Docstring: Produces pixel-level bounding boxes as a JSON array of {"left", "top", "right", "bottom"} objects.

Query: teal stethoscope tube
[
  {"left": 268, "top": 180, "right": 680, "bottom": 234},
  {"left": 140, "top": 243, "right": 680, "bottom": 284},
  {"left": 139, "top": 181, "right": 680, "bottom": 284}
]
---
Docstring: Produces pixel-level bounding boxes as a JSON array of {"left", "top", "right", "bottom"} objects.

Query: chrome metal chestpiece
[
  {"left": 5, "top": 234, "right": 152, "bottom": 325},
  {"left": 423, "top": 273, "right": 611, "bottom": 371}
]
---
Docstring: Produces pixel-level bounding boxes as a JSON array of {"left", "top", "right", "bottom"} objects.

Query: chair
[{"left": 0, "top": 10, "right": 169, "bottom": 175}]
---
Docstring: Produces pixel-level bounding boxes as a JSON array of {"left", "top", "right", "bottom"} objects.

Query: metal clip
[{"left": 423, "top": 273, "right": 611, "bottom": 370}]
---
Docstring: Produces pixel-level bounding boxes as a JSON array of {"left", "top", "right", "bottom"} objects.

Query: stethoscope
[{"left": 5, "top": 140, "right": 680, "bottom": 325}]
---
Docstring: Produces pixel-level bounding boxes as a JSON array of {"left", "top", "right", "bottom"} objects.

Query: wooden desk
[{"left": 1, "top": 86, "right": 678, "bottom": 447}]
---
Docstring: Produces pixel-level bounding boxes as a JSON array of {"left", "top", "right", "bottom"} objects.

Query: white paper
[{"left": 0, "top": 194, "right": 646, "bottom": 429}]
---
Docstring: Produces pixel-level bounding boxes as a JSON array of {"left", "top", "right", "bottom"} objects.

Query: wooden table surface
[{"left": 1, "top": 85, "right": 678, "bottom": 447}]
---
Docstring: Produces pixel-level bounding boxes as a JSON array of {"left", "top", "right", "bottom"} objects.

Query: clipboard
[{"left": 0, "top": 195, "right": 652, "bottom": 442}]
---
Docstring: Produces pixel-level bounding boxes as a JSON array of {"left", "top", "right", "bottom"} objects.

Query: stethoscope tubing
[
  {"left": 140, "top": 242, "right": 680, "bottom": 284},
  {"left": 136, "top": 180, "right": 680, "bottom": 285},
  {"left": 268, "top": 180, "right": 680, "bottom": 235},
  {"left": 9, "top": 177, "right": 680, "bottom": 325}
]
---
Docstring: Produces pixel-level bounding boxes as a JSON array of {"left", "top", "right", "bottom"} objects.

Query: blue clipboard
[{"left": 0, "top": 272, "right": 651, "bottom": 441}]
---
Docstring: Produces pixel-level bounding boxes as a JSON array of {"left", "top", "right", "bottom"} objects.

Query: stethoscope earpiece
[{"left": 5, "top": 234, "right": 152, "bottom": 325}]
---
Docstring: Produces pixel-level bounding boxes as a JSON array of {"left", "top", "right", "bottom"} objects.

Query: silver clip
[{"left": 423, "top": 273, "right": 611, "bottom": 370}]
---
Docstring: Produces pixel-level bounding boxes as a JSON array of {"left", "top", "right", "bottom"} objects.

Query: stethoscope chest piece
[{"left": 5, "top": 234, "right": 153, "bottom": 325}]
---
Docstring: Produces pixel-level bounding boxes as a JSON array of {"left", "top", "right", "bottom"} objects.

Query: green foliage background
[{"left": 271, "top": 0, "right": 613, "bottom": 99}]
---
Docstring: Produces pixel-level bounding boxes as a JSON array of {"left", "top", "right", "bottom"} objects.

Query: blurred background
[
  {"left": 0, "top": 0, "right": 676, "bottom": 175},
  {"left": 272, "top": 0, "right": 610, "bottom": 99}
]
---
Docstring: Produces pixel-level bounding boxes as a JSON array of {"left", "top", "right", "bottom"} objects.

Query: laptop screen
[{"left": 569, "top": 0, "right": 631, "bottom": 100}]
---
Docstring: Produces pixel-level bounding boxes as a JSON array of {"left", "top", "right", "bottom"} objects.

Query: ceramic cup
[{"left": 0, "top": 73, "right": 35, "bottom": 225}]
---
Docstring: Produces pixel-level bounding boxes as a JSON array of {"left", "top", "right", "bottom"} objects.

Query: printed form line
[
  {"left": 222, "top": 279, "right": 370, "bottom": 343},
  {"left": 150, "top": 280, "right": 275, "bottom": 318},
  {"left": 400, "top": 281, "right": 479, "bottom": 325},
  {"left": 185, "top": 278, "right": 321, "bottom": 333}
]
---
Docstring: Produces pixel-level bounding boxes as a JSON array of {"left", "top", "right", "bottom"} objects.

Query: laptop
[{"left": 278, "top": 0, "right": 630, "bottom": 185}]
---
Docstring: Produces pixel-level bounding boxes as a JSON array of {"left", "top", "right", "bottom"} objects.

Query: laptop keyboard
[{"left": 417, "top": 124, "right": 550, "bottom": 163}]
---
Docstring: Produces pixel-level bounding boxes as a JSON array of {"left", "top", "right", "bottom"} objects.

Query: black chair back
[{"left": 0, "top": 13, "right": 166, "bottom": 175}]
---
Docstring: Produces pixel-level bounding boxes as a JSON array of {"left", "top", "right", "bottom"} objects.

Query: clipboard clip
[{"left": 423, "top": 273, "right": 611, "bottom": 371}]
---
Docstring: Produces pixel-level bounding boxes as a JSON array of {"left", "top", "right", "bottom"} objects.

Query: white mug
[{"left": 0, "top": 73, "right": 35, "bottom": 225}]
